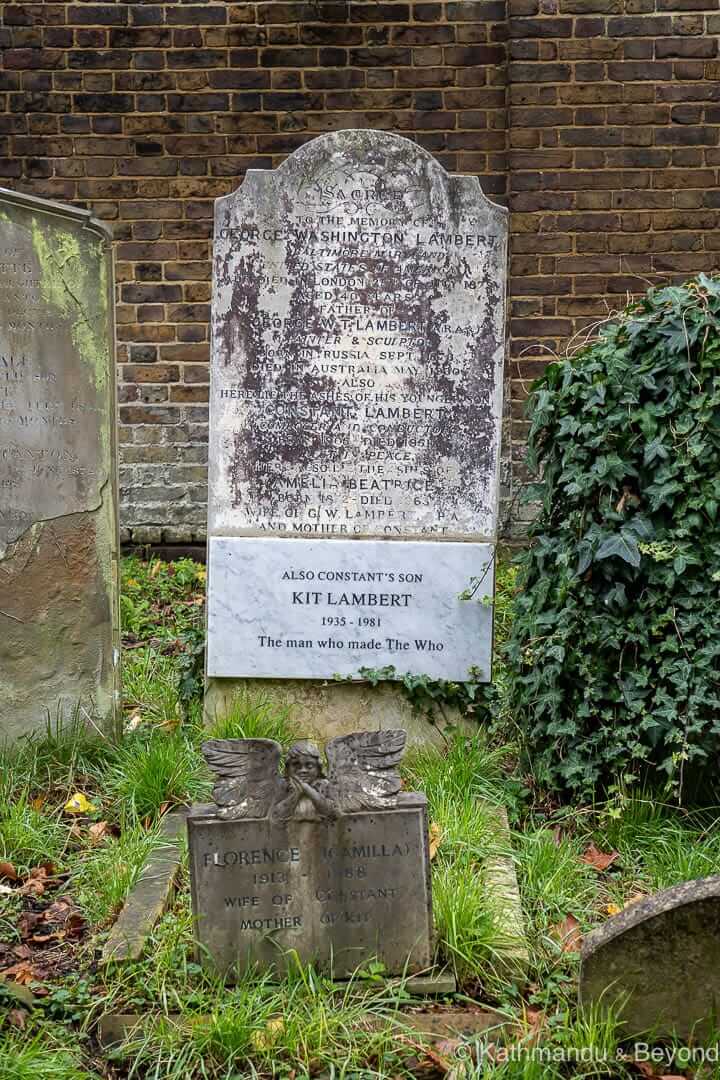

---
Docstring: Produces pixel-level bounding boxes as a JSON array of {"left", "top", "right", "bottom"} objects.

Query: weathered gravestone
[
  {"left": 581, "top": 876, "right": 720, "bottom": 1039},
  {"left": 188, "top": 729, "right": 433, "bottom": 978},
  {"left": 0, "top": 188, "right": 120, "bottom": 740},
  {"left": 205, "top": 130, "right": 507, "bottom": 740}
]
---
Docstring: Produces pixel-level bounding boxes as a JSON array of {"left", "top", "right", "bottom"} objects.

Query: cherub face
[{"left": 288, "top": 755, "right": 320, "bottom": 785}]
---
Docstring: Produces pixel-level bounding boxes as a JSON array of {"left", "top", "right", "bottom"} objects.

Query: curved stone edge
[
  {"left": 214, "top": 129, "right": 508, "bottom": 219},
  {"left": 0, "top": 184, "right": 112, "bottom": 242},
  {"left": 581, "top": 875, "right": 720, "bottom": 960}
]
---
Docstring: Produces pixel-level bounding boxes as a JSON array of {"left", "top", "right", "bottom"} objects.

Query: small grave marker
[
  {"left": 188, "top": 730, "right": 433, "bottom": 978},
  {"left": 581, "top": 876, "right": 720, "bottom": 1040}
]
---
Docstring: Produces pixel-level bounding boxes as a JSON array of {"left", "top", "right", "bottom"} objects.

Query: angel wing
[
  {"left": 201, "top": 738, "right": 282, "bottom": 818},
  {"left": 325, "top": 729, "right": 407, "bottom": 813}
]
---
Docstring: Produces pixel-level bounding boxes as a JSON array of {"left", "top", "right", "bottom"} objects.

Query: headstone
[
  {"left": 580, "top": 876, "right": 720, "bottom": 1040},
  {"left": 0, "top": 188, "right": 120, "bottom": 739},
  {"left": 188, "top": 730, "right": 433, "bottom": 978},
  {"left": 205, "top": 130, "right": 507, "bottom": 738}
]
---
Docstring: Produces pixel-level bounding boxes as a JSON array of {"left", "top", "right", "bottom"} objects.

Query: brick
[
  {"left": 110, "top": 28, "right": 172, "bottom": 48},
  {"left": 75, "top": 94, "right": 134, "bottom": 113},
  {"left": 656, "top": 38, "right": 717, "bottom": 57},
  {"left": 120, "top": 406, "right": 178, "bottom": 424},
  {"left": 164, "top": 261, "right": 211, "bottom": 280},
  {"left": 349, "top": 4, "right": 411, "bottom": 20},
  {"left": 166, "top": 5, "right": 228, "bottom": 24},
  {"left": 260, "top": 47, "right": 318, "bottom": 66},
  {"left": 0, "top": 0, "right": 708, "bottom": 540},
  {"left": 166, "top": 94, "right": 229, "bottom": 112},
  {"left": 169, "top": 385, "right": 210, "bottom": 402},
  {"left": 4, "top": 49, "right": 65, "bottom": 69},
  {"left": 121, "top": 284, "right": 183, "bottom": 303},
  {"left": 122, "top": 365, "right": 181, "bottom": 383},
  {"left": 607, "top": 15, "right": 672, "bottom": 34},
  {"left": 509, "top": 62, "right": 572, "bottom": 81},
  {"left": 68, "top": 5, "right": 128, "bottom": 25},
  {"left": 160, "top": 344, "right": 211, "bottom": 362},
  {"left": 508, "top": 17, "right": 574, "bottom": 35},
  {"left": 608, "top": 61, "right": 673, "bottom": 80}
]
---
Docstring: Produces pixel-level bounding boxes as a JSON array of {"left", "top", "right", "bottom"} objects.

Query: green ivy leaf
[{"left": 595, "top": 532, "right": 641, "bottom": 567}]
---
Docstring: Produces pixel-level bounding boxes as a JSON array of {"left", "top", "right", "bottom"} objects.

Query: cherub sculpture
[{"left": 201, "top": 730, "right": 407, "bottom": 822}]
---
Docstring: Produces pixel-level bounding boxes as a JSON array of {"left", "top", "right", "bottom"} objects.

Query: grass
[
  {"left": 115, "top": 968, "right": 419, "bottom": 1080},
  {"left": 122, "top": 648, "right": 184, "bottom": 729},
  {"left": 404, "top": 737, "right": 525, "bottom": 986},
  {"left": 2, "top": 552, "right": 720, "bottom": 1077},
  {"left": 71, "top": 822, "right": 176, "bottom": 927},
  {"left": 103, "top": 729, "right": 209, "bottom": 824},
  {"left": 0, "top": 1030, "right": 101, "bottom": 1080},
  {"left": 0, "top": 792, "right": 69, "bottom": 873},
  {"left": 205, "top": 691, "right": 301, "bottom": 745}
]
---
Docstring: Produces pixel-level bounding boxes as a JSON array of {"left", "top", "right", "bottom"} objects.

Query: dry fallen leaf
[
  {"left": 126, "top": 712, "right": 143, "bottom": 733},
  {"left": 429, "top": 823, "right": 442, "bottom": 860},
  {"left": 417, "top": 1041, "right": 456, "bottom": 1075},
  {"left": 605, "top": 902, "right": 622, "bottom": 916},
  {"left": 552, "top": 913, "right": 583, "bottom": 953},
  {"left": 1, "top": 962, "right": 37, "bottom": 986},
  {"left": 514, "top": 1005, "right": 547, "bottom": 1048},
  {"left": 0, "top": 861, "right": 18, "bottom": 881},
  {"left": 17, "top": 912, "right": 42, "bottom": 940},
  {"left": 19, "top": 877, "right": 46, "bottom": 898},
  {"left": 88, "top": 821, "right": 110, "bottom": 845},
  {"left": 30, "top": 795, "right": 46, "bottom": 812},
  {"left": 580, "top": 842, "right": 619, "bottom": 872},
  {"left": 64, "top": 792, "right": 96, "bottom": 815},
  {"left": 7, "top": 1008, "right": 27, "bottom": 1029}
]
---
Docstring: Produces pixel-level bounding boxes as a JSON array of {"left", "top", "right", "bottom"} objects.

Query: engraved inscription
[
  {"left": 209, "top": 130, "right": 507, "bottom": 541},
  {"left": 0, "top": 216, "right": 109, "bottom": 551},
  {"left": 188, "top": 805, "right": 433, "bottom": 978},
  {"left": 206, "top": 536, "right": 495, "bottom": 681}
]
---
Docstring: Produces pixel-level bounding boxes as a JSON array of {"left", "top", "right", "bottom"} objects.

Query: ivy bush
[{"left": 508, "top": 275, "right": 720, "bottom": 798}]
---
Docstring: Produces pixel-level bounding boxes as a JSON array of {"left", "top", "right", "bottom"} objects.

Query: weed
[
  {"left": 122, "top": 647, "right": 183, "bottom": 729},
  {"left": 205, "top": 692, "right": 301, "bottom": 747},
  {"left": 0, "top": 1030, "right": 100, "bottom": 1080},
  {"left": 104, "top": 730, "right": 209, "bottom": 823},
  {"left": 0, "top": 791, "right": 68, "bottom": 873},
  {"left": 71, "top": 821, "right": 174, "bottom": 925}
]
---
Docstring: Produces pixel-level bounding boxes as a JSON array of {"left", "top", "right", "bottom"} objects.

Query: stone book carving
[{"left": 202, "top": 729, "right": 407, "bottom": 822}]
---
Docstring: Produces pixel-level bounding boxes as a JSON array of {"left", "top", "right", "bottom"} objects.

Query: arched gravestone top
[
  {"left": 580, "top": 875, "right": 720, "bottom": 1040},
  {"left": 209, "top": 129, "right": 507, "bottom": 543}
]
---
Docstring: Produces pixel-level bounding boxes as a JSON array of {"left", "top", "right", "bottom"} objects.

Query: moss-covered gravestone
[{"left": 0, "top": 188, "right": 120, "bottom": 739}]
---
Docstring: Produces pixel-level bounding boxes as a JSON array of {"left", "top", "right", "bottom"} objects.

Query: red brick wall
[
  {"left": 507, "top": 0, "right": 720, "bottom": 528},
  {"left": 0, "top": 0, "right": 717, "bottom": 541}
]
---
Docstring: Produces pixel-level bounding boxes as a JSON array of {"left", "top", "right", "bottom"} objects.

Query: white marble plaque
[
  {"left": 209, "top": 129, "right": 507, "bottom": 543},
  {"left": 206, "top": 536, "right": 494, "bottom": 681}
]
